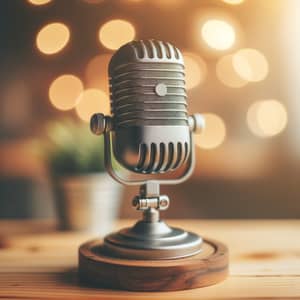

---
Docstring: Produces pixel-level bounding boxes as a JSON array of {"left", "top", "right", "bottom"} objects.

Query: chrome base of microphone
[{"left": 102, "top": 210, "right": 202, "bottom": 260}]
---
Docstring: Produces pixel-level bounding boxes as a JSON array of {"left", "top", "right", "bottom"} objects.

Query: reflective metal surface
[
  {"left": 108, "top": 40, "right": 189, "bottom": 174},
  {"left": 89, "top": 40, "right": 206, "bottom": 260},
  {"left": 103, "top": 218, "right": 203, "bottom": 260}
]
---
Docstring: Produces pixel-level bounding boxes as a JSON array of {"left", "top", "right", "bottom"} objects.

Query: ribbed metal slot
[
  {"left": 116, "top": 111, "right": 188, "bottom": 119},
  {"left": 113, "top": 71, "right": 185, "bottom": 81},
  {"left": 112, "top": 74, "right": 184, "bottom": 84},
  {"left": 115, "top": 110, "right": 187, "bottom": 120},
  {"left": 116, "top": 108, "right": 188, "bottom": 115},
  {"left": 114, "top": 84, "right": 186, "bottom": 92},
  {"left": 149, "top": 40, "right": 158, "bottom": 58},
  {"left": 131, "top": 40, "right": 181, "bottom": 60},
  {"left": 113, "top": 81, "right": 185, "bottom": 92},
  {"left": 113, "top": 78, "right": 185, "bottom": 88},
  {"left": 154, "top": 143, "right": 165, "bottom": 173},
  {"left": 114, "top": 100, "right": 187, "bottom": 109},
  {"left": 164, "top": 143, "right": 174, "bottom": 172},
  {"left": 145, "top": 40, "right": 154, "bottom": 58},
  {"left": 113, "top": 93, "right": 187, "bottom": 106},
  {"left": 116, "top": 118, "right": 188, "bottom": 128},
  {"left": 113, "top": 89, "right": 187, "bottom": 102},
  {"left": 145, "top": 143, "right": 156, "bottom": 173},
  {"left": 132, "top": 41, "right": 144, "bottom": 58},
  {"left": 160, "top": 143, "right": 169, "bottom": 171},
  {"left": 113, "top": 62, "right": 184, "bottom": 73},
  {"left": 117, "top": 118, "right": 188, "bottom": 127},
  {"left": 183, "top": 142, "right": 189, "bottom": 163},
  {"left": 114, "top": 89, "right": 187, "bottom": 99},
  {"left": 117, "top": 119, "right": 189, "bottom": 127},
  {"left": 156, "top": 41, "right": 165, "bottom": 58},
  {"left": 114, "top": 86, "right": 186, "bottom": 96},
  {"left": 140, "top": 41, "right": 148, "bottom": 59},
  {"left": 136, "top": 143, "right": 147, "bottom": 171},
  {"left": 113, "top": 90, "right": 187, "bottom": 99},
  {"left": 117, "top": 116, "right": 188, "bottom": 122},
  {"left": 168, "top": 42, "right": 176, "bottom": 58},
  {"left": 174, "top": 47, "right": 180, "bottom": 59},
  {"left": 164, "top": 42, "right": 172, "bottom": 58},
  {"left": 152, "top": 40, "right": 162, "bottom": 58},
  {"left": 113, "top": 80, "right": 185, "bottom": 89},
  {"left": 115, "top": 95, "right": 187, "bottom": 107},
  {"left": 113, "top": 64, "right": 184, "bottom": 73},
  {"left": 172, "top": 143, "right": 182, "bottom": 170},
  {"left": 115, "top": 101, "right": 187, "bottom": 110}
]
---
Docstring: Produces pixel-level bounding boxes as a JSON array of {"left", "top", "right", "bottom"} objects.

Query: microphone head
[{"left": 109, "top": 40, "right": 190, "bottom": 174}]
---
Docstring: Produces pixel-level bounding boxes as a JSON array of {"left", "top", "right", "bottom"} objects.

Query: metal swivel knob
[
  {"left": 188, "top": 113, "right": 206, "bottom": 134},
  {"left": 132, "top": 195, "right": 170, "bottom": 211},
  {"left": 90, "top": 113, "right": 112, "bottom": 135}
]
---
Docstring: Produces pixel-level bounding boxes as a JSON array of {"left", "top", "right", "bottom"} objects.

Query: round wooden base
[{"left": 79, "top": 238, "right": 229, "bottom": 291}]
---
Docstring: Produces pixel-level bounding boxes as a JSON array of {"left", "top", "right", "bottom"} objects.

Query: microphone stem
[{"left": 143, "top": 208, "right": 160, "bottom": 223}]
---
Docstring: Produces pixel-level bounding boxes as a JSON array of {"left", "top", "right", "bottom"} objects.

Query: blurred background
[{"left": 0, "top": 0, "right": 299, "bottom": 225}]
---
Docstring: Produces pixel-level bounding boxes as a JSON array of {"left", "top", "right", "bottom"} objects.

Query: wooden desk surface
[{"left": 0, "top": 219, "right": 299, "bottom": 299}]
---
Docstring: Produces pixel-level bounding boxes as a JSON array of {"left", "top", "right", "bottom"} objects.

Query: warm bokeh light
[
  {"left": 247, "top": 101, "right": 264, "bottom": 137},
  {"left": 183, "top": 52, "right": 207, "bottom": 89},
  {"left": 257, "top": 100, "right": 288, "bottom": 137},
  {"left": 222, "top": 0, "right": 244, "bottom": 5},
  {"left": 247, "top": 100, "right": 288, "bottom": 137},
  {"left": 85, "top": 54, "right": 111, "bottom": 94},
  {"left": 233, "top": 48, "right": 269, "bottom": 82},
  {"left": 36, "top": 23, "right": 70, "bottom": 55},
  {"left": 195, "top": 113, "right": 226, "bottom": 149},
  {"left": 49, "top": 75, "right": 83, "bottom": 111},
  {"left": 98, "top": 19, "right": 135, "bottom": 50},
  {"left": 216, "top": 54, "right": 248, "bottom": 88},
  {"left": 75, "top": 89, "right": 110, "bottom": 122},
  {"left": 28, "top": 0, "right": 52, "bottom": 5},
  {"left": 201, "top": 19, "right": 235, "bottom": 50}
]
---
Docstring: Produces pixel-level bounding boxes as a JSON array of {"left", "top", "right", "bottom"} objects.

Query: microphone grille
[
  {"left": 137, "top": 142, "right": 190, "bottom": 174},
  {"left": 129, "top": 40, "right": 183, "bottom": 61},
  {"left": 109, "top": 40, "right": 188, "bottom": 128}
]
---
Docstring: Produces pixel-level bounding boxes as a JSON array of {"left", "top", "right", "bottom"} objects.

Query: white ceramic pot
[{"left": 55, "top": 173, "right": 122, "bottom": 236}]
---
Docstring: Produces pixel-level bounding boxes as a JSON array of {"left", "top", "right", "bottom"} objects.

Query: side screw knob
[
  {"left": 90, "top": 113, "right": 112, "bottom": 135},
  {"left": 188, "top": 113, "right": 206, "bottom": 134}
]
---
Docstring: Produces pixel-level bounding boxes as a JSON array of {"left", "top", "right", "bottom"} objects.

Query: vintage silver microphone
[{"left": 90, "top": 39, "right": 205, "bottom": 260}]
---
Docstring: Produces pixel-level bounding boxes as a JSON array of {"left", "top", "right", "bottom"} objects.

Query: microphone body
[
  {"left": 108, "top": 40, "right": 190, "bottom": 174},
  {"left": 88, "top": 39, "right": 206, "bottom": 261}
]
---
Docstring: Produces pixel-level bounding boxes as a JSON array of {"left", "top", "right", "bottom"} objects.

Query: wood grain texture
[
  {"left": 79, "top": 238, "right": 228, "bottom": 291},
  {"left": 0, "top": 219, "right": 300, "bottom": 299}
]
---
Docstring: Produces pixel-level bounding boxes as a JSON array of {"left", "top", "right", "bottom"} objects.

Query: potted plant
[{"left": 42, "top": 119, "right": 122, "bottom": 235}]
